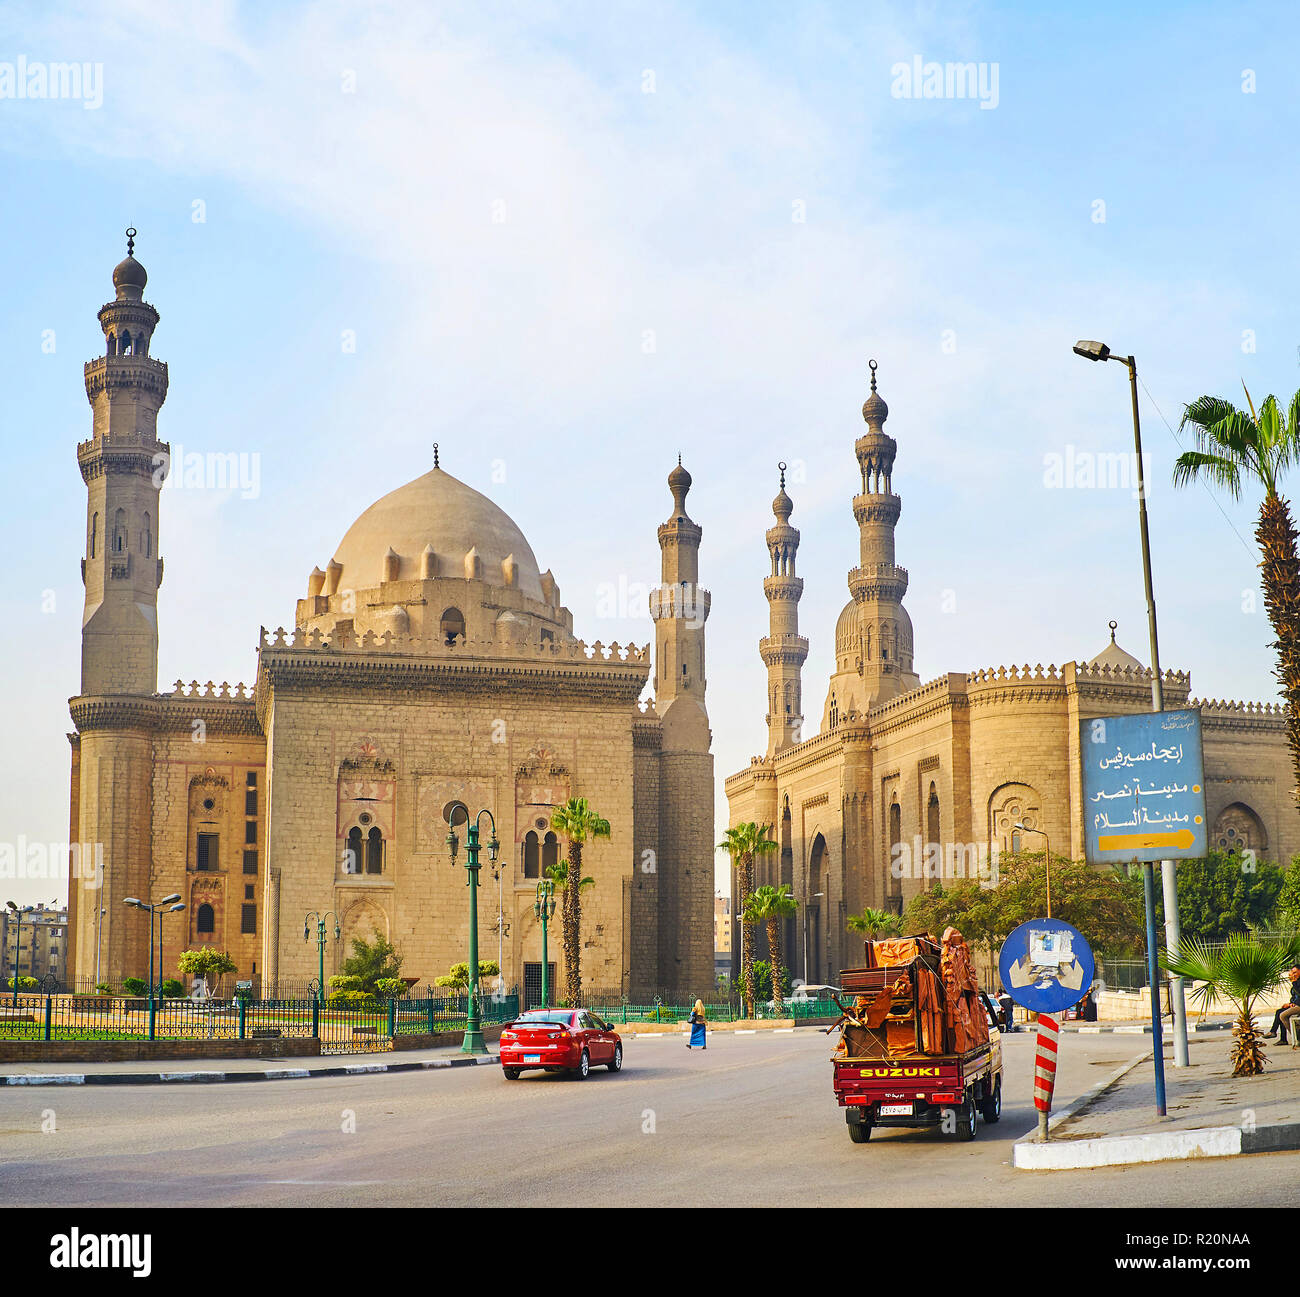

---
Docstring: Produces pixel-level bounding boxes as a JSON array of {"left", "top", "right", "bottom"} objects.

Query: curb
[
  {"left": 1067, "top": 1022, "right": 1231, "bottom": 1035},
  {"left": 2, "top": 1053, "right": 500, "bottom": 1088}
]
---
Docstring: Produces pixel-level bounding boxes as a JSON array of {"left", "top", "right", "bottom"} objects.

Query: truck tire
[
  {"left": 848, "top": 1120, "right": 872, "bottom": 1143},
  {"left": 979, "top": 1076, "right": 1002, "bottom": 1124},
  {"left": 951, "top": 1090, "right": 978, "bottom": 1141}
]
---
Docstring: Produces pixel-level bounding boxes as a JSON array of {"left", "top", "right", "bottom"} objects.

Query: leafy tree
[
  {"left": 847, "top": 908, "right": 903, "bottom": 940},
  {"left": 1150, "top": 853, "right": 1283, "bottom": 942},
  {"left": 751, "top": 959, "right": 791, "bottom": 1003},
  {"left": 550, "top": 797, "right": 611, "bottom": 1006},
  {"left": 1174, "top": 386, "right": 1300, "bottom": 802},
  {"left": 1277, "top": 856, "right": 1300, "bottom": 926},
  {"left": 340, "top": 934, "right": 403, "bottom": 992},
  {"left": 717, "top": 822, "right": 777, "bottom": 1017},
  {"left": 902, "top": 852, "right": 1144, "bottom": 956},
  {"left": 743, "top": 886, "right": 798, "bottom": 1013},
  {"left": 177, "top": 948, "right": 237, "bottom": 995},
  {"left": 1165, "top": 931, "right": 1300, "bottom": 1076},
  {"left": 433, "top": 961, "right": 500, "bottom": 992}
]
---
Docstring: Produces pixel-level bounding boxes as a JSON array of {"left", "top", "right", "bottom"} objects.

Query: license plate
[
  {"left": 879, "top": 1103, "right": 912, "bottom": 1116},
  {"left": 523, "top": 1054, "right": 541, "bottom": 1063}
]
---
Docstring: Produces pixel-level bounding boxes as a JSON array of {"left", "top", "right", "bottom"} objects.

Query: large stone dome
[{"left": 330, "top": 467, "right": 546, "bottom": 600}]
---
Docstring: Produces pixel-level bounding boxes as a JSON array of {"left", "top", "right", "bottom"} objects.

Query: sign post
[
  {"left": 1081, "top": 708, "right": 1207, "bottom": 1111},
  {"left": 999, "top": 918, "right": 1095, "bottom": 1141}
]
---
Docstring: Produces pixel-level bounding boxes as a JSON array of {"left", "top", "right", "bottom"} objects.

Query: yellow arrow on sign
[{"left": 1098, "top": 828, "right": 1197, "bottom": 852}]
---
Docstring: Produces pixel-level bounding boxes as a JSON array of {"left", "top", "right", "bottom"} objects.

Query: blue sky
[{"left": 2, "top": 0, "right": 1298, "bottom": 906}]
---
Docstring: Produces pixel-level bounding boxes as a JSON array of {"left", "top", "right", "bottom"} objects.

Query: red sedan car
[{"left": 499, "top": 1009, "right": 623, "bottom": 1080}]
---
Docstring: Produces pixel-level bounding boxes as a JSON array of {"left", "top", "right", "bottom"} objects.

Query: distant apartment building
[
  {"left": 1, "top": 903, "right": 69, "bottom": 988},
  {"left": 714, "top": 893, "right": 732, "bottom": 981}
]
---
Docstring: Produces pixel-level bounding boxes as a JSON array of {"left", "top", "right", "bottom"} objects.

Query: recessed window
[
  {"left": 196, "top": 903, "right": 215, "bottom": 934},
  {"left": 243, "top": 850, "right": 257, "bottom": 876},
  {"left": 245, "top": 821, "right": 257, "bottom": 845},
  {"left": 203, "top": 797, "right": 215, "bottom": 811},
  {"left": 244, "top": 885, "right": 254, "bottom": 900},
  {"left": 245, "top": 789, "right": 257, "bottom": 816},
  {"left": 246, "top": 771, "right": 257, "bottom": 787},
  {"left": 366, "top": 827, "right": 384, "bottom": 874},
  {"left": 240, "top": 905, "right": 256, "bottom": 935},
  {"left": 196, "top": 833, "right": 219, "bottom": 872}
]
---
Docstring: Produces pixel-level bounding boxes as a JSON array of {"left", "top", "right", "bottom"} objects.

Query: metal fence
[{"left": 0, "top": 991, "right": 520, "bottom": 1054}]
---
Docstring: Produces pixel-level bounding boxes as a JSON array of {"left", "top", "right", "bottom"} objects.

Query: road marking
[
  {"left": 774, "top": 1028, "right": 795, "bottom": 1034},
  {"left": 5, "top": 1074, "right": 85, "bottom": 1085},
  {"left": 1114, "top": 1026, "right": 1146, "bottom": 1034},
  {"left": 1078, "top": 1026, "right": 1102, "bottom": 1033}
]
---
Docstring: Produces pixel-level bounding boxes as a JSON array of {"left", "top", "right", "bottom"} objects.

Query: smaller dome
[
  {"left": 668, "top": 457, "right": 692, "bottom": 493},
  {"left": 861, "top": 358, "right": 888, "bottom": 425},
  {"left": 835, "top": 600, "right": 859, "bottom": 647},
  {"left": 113, "top": 255, "right": 147, "bottom": 291},
  {"left": 1087, "top": 622, "right": 1144, "bottom": 672}
]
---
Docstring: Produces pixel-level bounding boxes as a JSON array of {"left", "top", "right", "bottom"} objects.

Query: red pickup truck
[{"left": 830, "top": 934, "right": 1004, "bottom": 1143}]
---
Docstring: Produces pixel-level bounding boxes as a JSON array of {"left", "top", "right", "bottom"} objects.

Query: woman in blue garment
[{"left": 687, "top": 999, "right": 707, "bottom": 1049}]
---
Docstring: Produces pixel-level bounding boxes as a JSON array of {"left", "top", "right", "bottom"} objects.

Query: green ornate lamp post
[
  {"left": 122, "top": 893, "right": 181, "bottom": 1000},
  {"left": 444, "top": 800, "right": 499, "bottom": 1055},
  {"left": 304, "top": 911, "right": 341, "bottom": 1005},
  {"left": 534, "top": 877, "right": 556, "bottom": 1008},
  {"left": 6, "top": 901, "right": 34, "bottom": 1004}
]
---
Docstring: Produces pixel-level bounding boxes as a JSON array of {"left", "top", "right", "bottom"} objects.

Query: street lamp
[
  {"left": 304, "top": 910, "right": 341, "bottom": 1006},
  {"left": 533, "top": 878, "right": 557, "bottom": 1008},
  {"left": 158, "top": 902, "right": 186, "bottom": 996},
  {"left": 444, "top": 800, "right": 499, "bottom": 1055},
  {"left": 1013, "top": 824, "right": 1051, "bottom": 917},
  {"left": 5, "top": 901, "right": 35, "bottom": 1004},
  {"left": 123, "top": 893, "right": 181, "bottom": 1001},
  {"left": 1074, "top": 339, "right": 1188, "bottom": 1082}
]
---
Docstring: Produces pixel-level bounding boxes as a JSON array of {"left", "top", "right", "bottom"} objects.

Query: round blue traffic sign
[{"left": 997, "top": 918, "right": 1095, "bottom": 1016}]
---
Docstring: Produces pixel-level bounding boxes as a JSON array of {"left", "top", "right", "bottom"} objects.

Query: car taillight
[
  {"left": 501, "top": 1031, "right": 515, "bottom": 1040},
  {"left": 930, "top": 1092, "right": 958, "bottom": 1103}
]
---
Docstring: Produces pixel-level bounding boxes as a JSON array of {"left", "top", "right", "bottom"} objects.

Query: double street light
[
  {"left": 5, "top": 901, "right": 35, "bottom": 1004},
  {"left": 122, "top": 894, "right": 184, "bottom": 1000},
  {"left": 1073, "top": 340, "right": 1189, "bottom": 1092},
  {"left": 304, "top": 911, "right": 341, "bottom": 1006},
  {"left": 444, "top": 800, "right": 499, "bottom": 1055},
  {"left": 534, "top": 878, "right": 557, "bottom": 1008}
]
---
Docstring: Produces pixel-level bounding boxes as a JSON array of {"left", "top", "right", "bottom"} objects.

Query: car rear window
[{"left": 514, "top": 1011, "right": 574, "bottom": 1026}]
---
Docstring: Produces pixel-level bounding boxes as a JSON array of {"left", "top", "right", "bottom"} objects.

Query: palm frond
[{"left": 1171, "top": 450, "right": 1243, "bottom": 497}]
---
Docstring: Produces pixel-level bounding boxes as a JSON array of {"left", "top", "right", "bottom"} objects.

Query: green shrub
[
  {"left": 326, "top": 989, "right": 377, "bottom": 1010},
  {"left": 328, "top": 974, "right": 365, "bottom": 993},
  {"left": 375, "top": 978, "right": 406, "bottom": 998},
  {"left": 3, "top": 975, "right": 38, "bottom": 991},
  {"left": 94, "top": 982, "right": 113, "bottom": 995},
  {"left": 160, "top": 979, "right": 185, "bottom": 998},
  {"left": 121, "top": 977, "right": 147, "bottom": 996}
]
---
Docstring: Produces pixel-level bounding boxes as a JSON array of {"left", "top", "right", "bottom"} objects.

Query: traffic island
[{"left": 1013, "top": 1034, "right": 1300, "bottom": 1170}]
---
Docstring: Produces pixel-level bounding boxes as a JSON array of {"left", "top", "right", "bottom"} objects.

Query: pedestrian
[
  {"left": 1264, "top": 967, "right": 1300, "bottom": 1044},
  {"left": 687, "top": 998, "right": 707, "bottom": 1050}
]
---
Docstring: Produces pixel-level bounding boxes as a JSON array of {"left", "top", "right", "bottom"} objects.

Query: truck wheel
[
  {"left": 979, "top": 1076, "right": 1002, "bottom": 1124},
  {"left": 951, "top": 1091, "right": 978, "bottom": 1141},
  {"left": 848, "top": 1120, "right": 872, "bottom": 1143}
]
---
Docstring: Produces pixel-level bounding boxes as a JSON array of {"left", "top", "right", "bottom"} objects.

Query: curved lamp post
[
  {"left": 6, "top": 901, "right": 34, "bottom": 1003},
  {"left": 444, "top": 800, "right": 499, "bottom": 1055},
  {"left": 122, "top": 893, "right": 181, "bottom": 999},
  {"left": 304, "top": 911, "right": 341, "bottom": 1006},
  {"left": 1013, "top": 823, "right": 1050, "bottom": 917},
  {"left": 534, "top": 877, "right": 557, "bottom": 1008}
]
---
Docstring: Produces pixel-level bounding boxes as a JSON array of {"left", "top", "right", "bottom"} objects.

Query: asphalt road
[{"left": 3, "top": 1030, "right": 1295, "bottom": 1207}]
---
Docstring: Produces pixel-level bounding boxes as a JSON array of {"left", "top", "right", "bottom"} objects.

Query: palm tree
[
  {"left": 847, "top": 908, "right": 902, "bottom": 941},
  {"left": 1173, "top": 387, "right": 1300, "bottom": 800},
  {"left": 549, "top": 796, "right": 611, "bottom": 1007},
  {"left": 717, "top": 822, "right": 777, "bottom": 1017},
  {"left": 743, "top": 886, "right": 799, "bottom": 1014},
  {"left": 1164, "top": 931, "right": 1300, "bottom": 1077}
]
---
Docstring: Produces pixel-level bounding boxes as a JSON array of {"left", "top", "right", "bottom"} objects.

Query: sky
[{"left": 2, "top": 0, "right": 1298, "bottom": 908}]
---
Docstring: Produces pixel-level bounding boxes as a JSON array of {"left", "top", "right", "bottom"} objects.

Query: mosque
[{"left": 66, "top": 237, "right": 714, "bottom": 1002}]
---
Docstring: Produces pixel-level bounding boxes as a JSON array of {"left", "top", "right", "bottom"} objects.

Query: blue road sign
[
  {"left": 998, "top": 919, "right": 1095, "bottom": 1016},
  {"left": 1080, "top": 708, "right": 1207, "bottom": 865}
]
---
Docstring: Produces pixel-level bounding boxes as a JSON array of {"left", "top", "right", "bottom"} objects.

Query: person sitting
[{"left": 1264, "top": 967, "right": 1300, "bottom": 1043}]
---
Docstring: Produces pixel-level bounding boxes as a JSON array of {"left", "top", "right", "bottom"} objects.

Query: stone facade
[
  {"left": 727, "top": 367, "right": 1300, "bottom": 986},
  {"left": 66, "top": 241, "right": 713, "bottom": 1002}
]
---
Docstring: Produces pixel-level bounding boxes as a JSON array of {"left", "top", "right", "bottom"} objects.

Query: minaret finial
[
  {"left": 433, "top": 441, "right": 439, "bottom": 469},
  {"left": 1109, "top": 619, "right": 1118, "bottom": 643},
  {"left": 126, "top": 226, "right": 136, "bottom": 257},
  {"left": 778, "top": 461, "right": 787, "bottom": 489},
  {"left": 678, "top": 452, "right": 682, "bottom": 466},
  {"left": 869, "top": 357, "right": 878, "bottom": 392}
]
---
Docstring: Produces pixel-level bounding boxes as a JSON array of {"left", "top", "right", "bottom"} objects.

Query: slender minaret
[
  {"left": 850, "top": 360, "right": 919, "bottom": 705},
  {"left": 71, "top": 230, "right": 169, "bottom": 988},
  {"left": 760, "top": 463, "right": 808, "bottom": 755},
  {"left": 79, "top": 228, "right": 169, "bottom": 696},
  {"left": 649, "top": 458, "right": 714, "bottom": 997}
]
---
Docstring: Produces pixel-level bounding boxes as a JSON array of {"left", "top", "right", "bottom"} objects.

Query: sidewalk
[
  {"left": 1014, "top": 1030, "right": 1300, "bottom": 1169},
  {"left": 2, "top": 1042, "right": 500, "bottom": 1087}
]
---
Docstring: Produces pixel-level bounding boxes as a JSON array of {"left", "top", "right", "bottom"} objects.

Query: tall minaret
[
  {"left": 760, "top": 463, "right": 809, "bottom": 755},
  {"left": 850, "top": 360, "right": 919, "bottom": 705},
  {"left": 649, "top": 458, "right": 714, "bottom": 998},
  {"left": 79, "top": 228, "right": 169, "bottom": 696}
]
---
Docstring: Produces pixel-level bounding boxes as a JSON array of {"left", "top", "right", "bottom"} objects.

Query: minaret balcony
[
  {"left": 648, "top": 584, "right": 711, "bottom": 623},
  {"left": 84, "top": 354, "right": 169, "bottom": 402},
  {"left": 848, "top": 563, "right": 909, "bottom": 602},
  {"left": 759, "top": 634, "right": 809, "bottom": 666},
  {"left": 852, "top": 494, "right": 902, "bottom": 526},
  {"left": 762, "top": 574, "right": 804, "bottom": 601}
]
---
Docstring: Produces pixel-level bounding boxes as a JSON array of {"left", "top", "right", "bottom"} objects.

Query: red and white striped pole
[{"left": 1033, "top": 1013, "right": 1060, "bottom": 1141}]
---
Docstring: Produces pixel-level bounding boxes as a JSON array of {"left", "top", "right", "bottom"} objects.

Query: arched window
[
  {"left": 542, "top": 832, "right": 559, "bottom": 876},
  {"left": 106, "top": 333, "right": 116, "bottom": 357},
  {"left": 926, "top": 782, "right": 941, "bottom": 890},
  {"left": 887, "top": 797, "right": 902, "bottom": 911},
  {"left": 366, "top": 826, "right": 384, "bottom": 874},
  {"left": 113, "top": 509, "right": 127, "bottom": 553},
  {"left": 90, "top": 513, "right": 97, "bottom": 559},
  {"left": 1213, "top": 803, "right": 1267, "bottom": 856},
  {"left": 523, "top": 831, "right": 540, "bottom": 879},
  {"left": 829, "top": 694, "right": 839, "bottom": 730},
  {"left": 121, "top": 329, "right": 132, "bottom": 356},
  {"left": 440, "top": 607, "right": 466, "bottom": 645},
  {"left": 345, "top": 827, "right": 363, "bottom": 875},
  {"left": 196, "top": 904, "right": 214, "bottom": 935}
]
